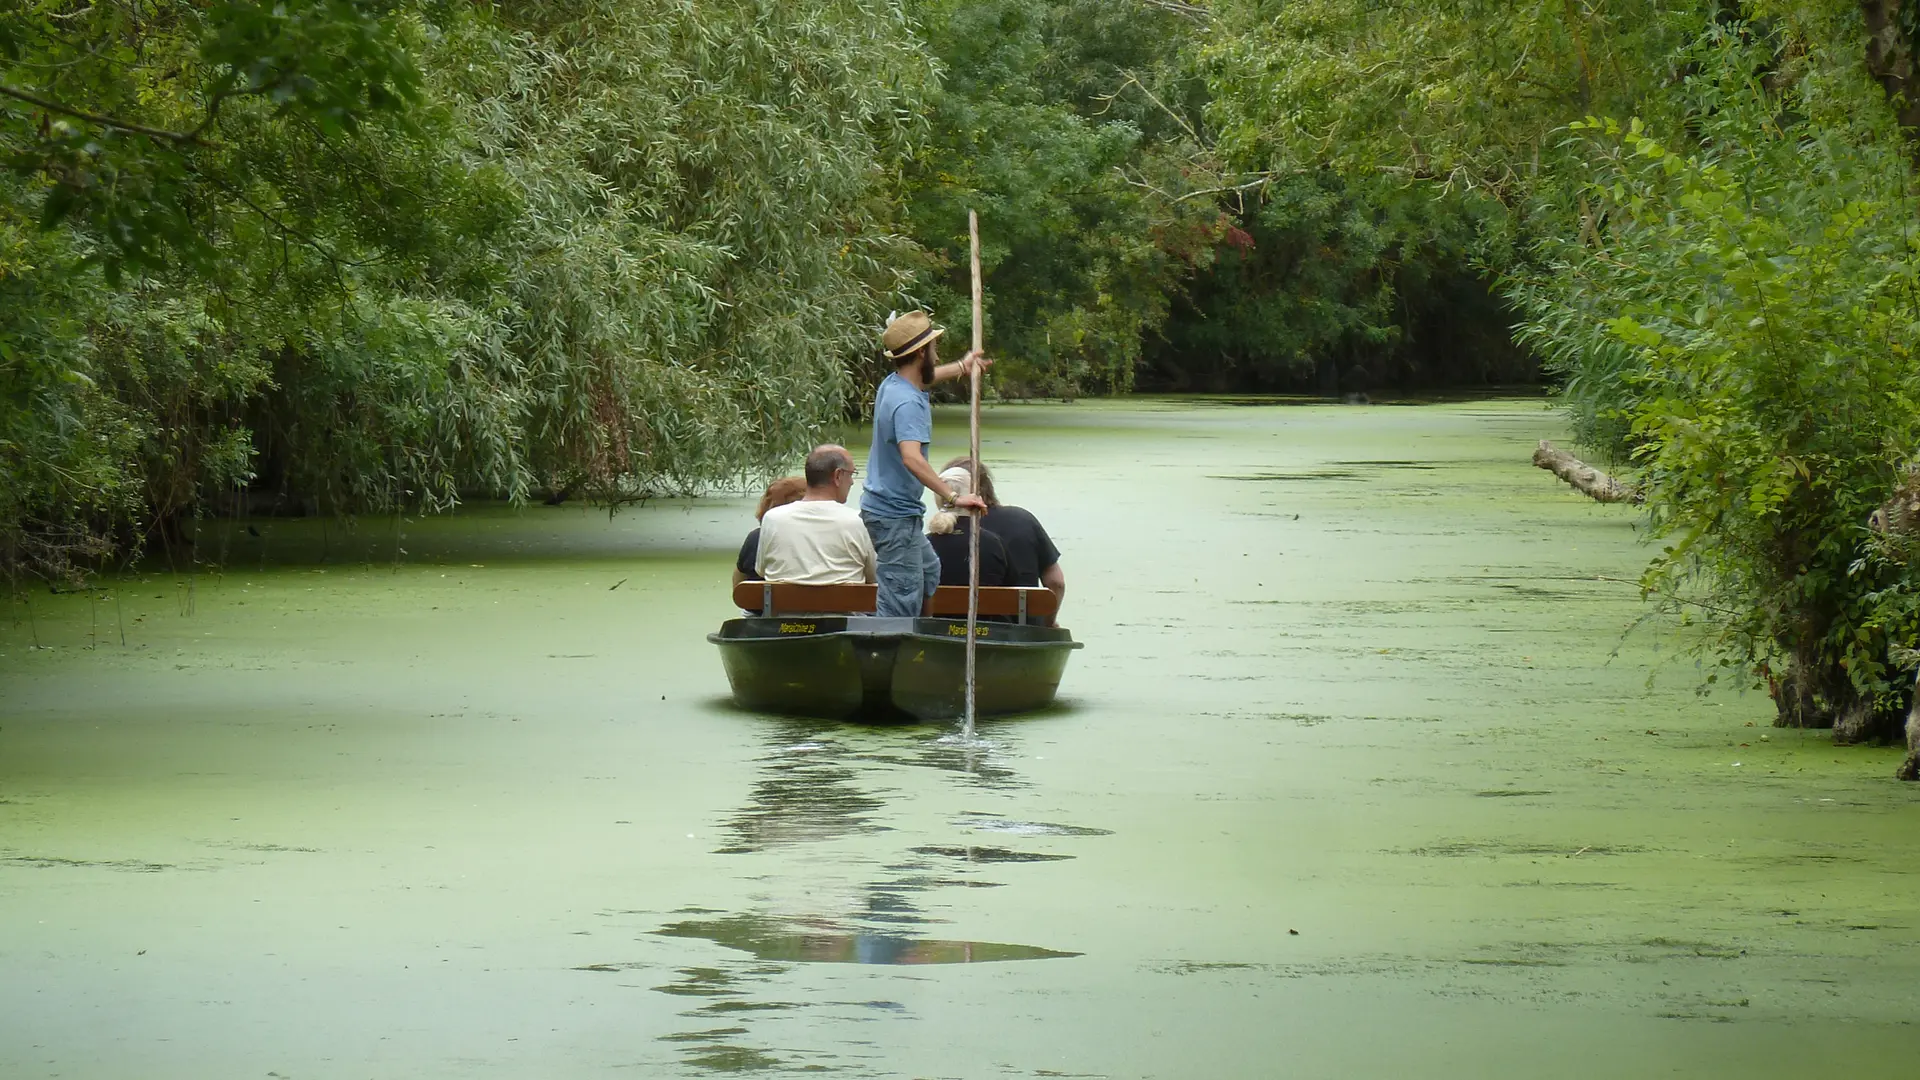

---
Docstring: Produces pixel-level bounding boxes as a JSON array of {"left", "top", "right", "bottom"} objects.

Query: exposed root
[
  {"left": 1904, "top": 668, "right": 1920, "bottom": 781},
  {"left": 1833, "top": 696, "right": 1884, "bottom": 746},
  {"left": 1869, "top": 464, "right": 1920, "bottom": 541}
]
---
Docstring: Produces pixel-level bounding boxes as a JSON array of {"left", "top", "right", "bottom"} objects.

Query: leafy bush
[{"left": 1526, "top": 23, "right": 1920, "bottom": 735}]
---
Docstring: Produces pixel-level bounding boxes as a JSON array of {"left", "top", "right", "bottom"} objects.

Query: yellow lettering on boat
[
  {"left": 947, "top": 624, "right": 989, "bottom": 637},
  {"left": 779, "top": 622, "right": 816, "bottom": 634}
]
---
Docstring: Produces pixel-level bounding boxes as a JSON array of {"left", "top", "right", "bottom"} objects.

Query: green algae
[{"left": 1, "top": 398, "right": 1918, "bottom": 1078}]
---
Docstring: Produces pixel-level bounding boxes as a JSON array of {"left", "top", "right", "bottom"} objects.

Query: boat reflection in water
[
  {"left": 710, "top": 718, "right": 1023, "bottom": 856},
  {"left": 640, "top": 718, "right": 1102, "bottom": 1070},
  {"left": 656, "top": 912, "right": 1079, "bottom": 965}
]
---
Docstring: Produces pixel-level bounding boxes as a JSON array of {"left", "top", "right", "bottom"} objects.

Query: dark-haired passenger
[
  {"left": 943, "top": 456, "right": 1064, "bottom": 614},
  {"left": 733, "top": 475, "right": 807, "bottom": 587}
]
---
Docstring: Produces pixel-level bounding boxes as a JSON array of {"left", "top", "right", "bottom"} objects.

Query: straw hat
[{"left": 882, "top": 310, "right": 945, "bottom": 359}]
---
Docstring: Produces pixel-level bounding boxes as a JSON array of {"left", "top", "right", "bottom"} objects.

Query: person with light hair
[
  {"left": 756, "top": 444, "right": 877, "bottom": 585},
  {"left": 943, "top": 455, "right": 1064, "bottom": 614},
  {"left": 926, "top": 465, "right": 1011, "bottom": 589}
]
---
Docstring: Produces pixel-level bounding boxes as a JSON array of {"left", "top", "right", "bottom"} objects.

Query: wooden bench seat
[{"left": 731, "top": 581, "right": 1059, "bottom": 623}]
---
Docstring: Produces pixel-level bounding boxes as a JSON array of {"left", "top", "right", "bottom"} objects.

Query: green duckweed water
[{"left": 2, "top": 398, "right": 1916, "bottom": 1078}]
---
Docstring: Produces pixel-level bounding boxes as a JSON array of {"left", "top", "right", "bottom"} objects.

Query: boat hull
[{"left": 708, "top": 616, "right": 1080, "bottom": 722}]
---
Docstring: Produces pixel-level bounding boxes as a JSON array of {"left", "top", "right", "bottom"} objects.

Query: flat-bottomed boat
[{"left": 709, "top": 582, "right": 1079, "bottom": 722}]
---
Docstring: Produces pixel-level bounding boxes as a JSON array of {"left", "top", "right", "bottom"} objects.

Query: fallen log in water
[{"left": 1532, "top": 440, "right": 1642, "bottom": 504}]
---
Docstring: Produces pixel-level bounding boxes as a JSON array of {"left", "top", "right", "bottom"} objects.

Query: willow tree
[
  {"left": 3, "top": 0, "right": 933, "bottom": 581},
  {"left": 443, "top": 0, "right": 934, "bottom": 498},
  {"left": 1194, "top": 1, "right": 1697, "bottom": 401},
  {"left": 1, "top": 0, "right": 458, "bottom": 572}
]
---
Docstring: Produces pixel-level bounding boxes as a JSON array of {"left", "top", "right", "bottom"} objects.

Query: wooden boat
[{"left": 709, "top": 581, "right": 1080, "bottom": 722}]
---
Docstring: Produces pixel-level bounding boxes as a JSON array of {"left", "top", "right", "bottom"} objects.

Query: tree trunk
[
  {"left": 1861, "top": 2, "right": 1920, "bottom": 139},
  {"left": 1898, "top": 668, "right": 1920, "bottom": 780},
  {"left": 1832, "top": 693, "right": 1885, "bottom": 745},
  {"left": 1770, "top": 648, "right": 1902, "bottom": 744},
  {"left": 1769, "top": 659, "right": 1824, "bottom": 729},
  {"left": 1531, "top": 441, "right": 1642, "bottom": 503}
]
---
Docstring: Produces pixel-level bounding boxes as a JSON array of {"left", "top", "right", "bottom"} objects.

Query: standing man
[
  {"left": 861, "top": 310, "right": 990, "bottom": 616},
  {"left": 756, "top": 445, "right": 876, "bottom": 585}
]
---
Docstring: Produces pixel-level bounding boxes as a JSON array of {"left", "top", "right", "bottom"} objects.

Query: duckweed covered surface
[{"left": 2, "top": 399, "right": 1916, "bottom": 1077}]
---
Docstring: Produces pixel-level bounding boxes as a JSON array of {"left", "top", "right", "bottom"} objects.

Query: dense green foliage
[
  {"left": 3, "top": 0, "right": 452, "bottom": 577},
  {"left": 3, "top": 0, "right": 930, "bottom": 580},
  {"left": 891, "top": 0, "right": 1524, "bottom": 398},
  {"left": 1138, "top": 171, "right": 1524, "bottom": 393},
  {"left": 898, "top": 0, "right": 1222, "bottom": 395},
  {"left": 449, "top": 1, "right": 931, "bottom": 498}
]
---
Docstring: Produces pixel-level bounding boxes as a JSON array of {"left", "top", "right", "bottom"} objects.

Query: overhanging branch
[{"left": 0, "top": 84, "right": 210, "bottom": 145}]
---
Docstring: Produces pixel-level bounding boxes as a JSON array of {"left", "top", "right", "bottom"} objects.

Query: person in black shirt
[
  {"left": 733, "top": 476, "right": 807, "bottom": 586},
  {"left": 926, "top": 467, "right": 1012, "bottom": 588},
  {"left": 943, "top": 456, "right": 1064, "bottom": 614}
]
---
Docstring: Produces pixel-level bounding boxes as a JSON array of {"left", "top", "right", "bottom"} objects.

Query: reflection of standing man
[{"left": 861, "top": 311, "right": 990, "bottom": 617}]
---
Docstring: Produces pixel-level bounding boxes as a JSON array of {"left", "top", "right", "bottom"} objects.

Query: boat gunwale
[{"left": 706, "top": 628, "right": 1082, "bottom": 651}]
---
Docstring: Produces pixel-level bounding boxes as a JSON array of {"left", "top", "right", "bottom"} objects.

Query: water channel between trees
[{"left": 2, "top": 398, "right": 1916, "bottom": 1078}]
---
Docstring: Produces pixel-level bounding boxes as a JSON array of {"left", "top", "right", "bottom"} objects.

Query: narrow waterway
[{"left": 2, "top": 399, "right": 1915, "bottom": 1078}]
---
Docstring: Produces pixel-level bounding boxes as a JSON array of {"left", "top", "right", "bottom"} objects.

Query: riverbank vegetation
[
  {"left": 10, "top": 3, "right": 1920, "bottom": 755},
  {"left": 1201, "top": 1, "right": 1920, "bottom": 746}
]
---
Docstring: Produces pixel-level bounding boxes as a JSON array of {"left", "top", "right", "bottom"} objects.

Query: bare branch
[
  {"left": 187, "top": 165, "right": 383, "bottom": 285},
  {"left": 1136, "top": 0, "right": 1210, "bottom": 19},
  {"left": 1116, "top": 167, "right": 1286, "bottom": 204},
  {"left": 1094, "top": 72, "right": 1202, "bottom": 144},
  {"left": 0, "top": 83, "right": 211, "bottom": 145}
]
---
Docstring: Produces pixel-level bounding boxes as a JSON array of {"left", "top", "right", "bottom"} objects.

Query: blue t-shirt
[{"left": 862, "top": 372, "right": 934, "bottom": 519}]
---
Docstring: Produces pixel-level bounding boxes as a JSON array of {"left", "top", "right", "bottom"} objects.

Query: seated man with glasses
[{"left": 755, "top": 444, "right": 878, "bottom": 585}]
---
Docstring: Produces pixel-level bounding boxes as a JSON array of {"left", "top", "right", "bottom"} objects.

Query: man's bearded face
[{"left": 917, "top": 342, "right": 938, "bottom": 383}]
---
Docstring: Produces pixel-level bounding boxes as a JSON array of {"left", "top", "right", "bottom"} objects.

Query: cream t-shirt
[{"left": 755, "top": 499, "right": 878, "bottom": 585}]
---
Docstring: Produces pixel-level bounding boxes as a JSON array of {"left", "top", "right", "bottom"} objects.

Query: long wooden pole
[{"left": 965, "top": 209, "right": 984, "bottom": 739}]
